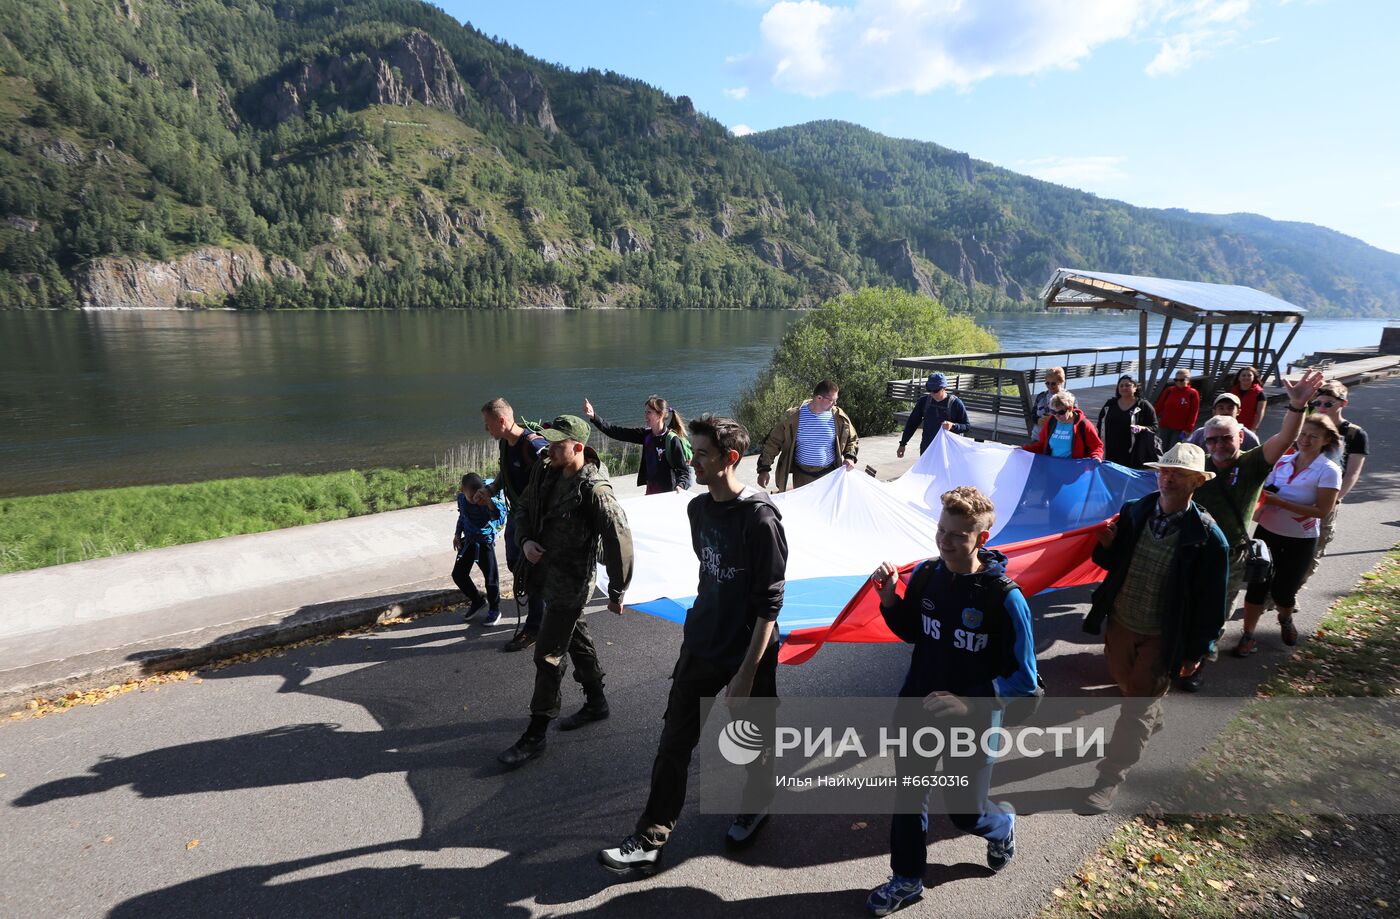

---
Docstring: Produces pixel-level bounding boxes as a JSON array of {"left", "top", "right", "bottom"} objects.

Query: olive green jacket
[
  {"left": 513, "top": 454, "right": 634, "bottom": 609},
  {"left": 756, "top": 401, "right": 859, "bottom": 492}
]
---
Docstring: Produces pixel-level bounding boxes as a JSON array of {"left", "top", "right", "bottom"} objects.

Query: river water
[{"left": 0, "top": 309, "right": 1393, "bottom": 496}]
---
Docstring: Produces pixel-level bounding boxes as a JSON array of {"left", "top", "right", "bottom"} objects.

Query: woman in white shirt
[{"left": 1234, "top": 415, "right": 1342, "bottom": 656}]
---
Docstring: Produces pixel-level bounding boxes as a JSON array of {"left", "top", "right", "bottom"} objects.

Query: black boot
[
  {"left": 498, "top": 717, "right": 549, "bottom": 767},
  {"left": 559, "top": 685, "right": 609, "bottom": 731}
]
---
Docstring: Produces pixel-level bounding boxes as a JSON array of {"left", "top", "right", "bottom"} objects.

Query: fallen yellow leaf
[
  {"left": 186, "top": 839, "right": 200, "bottom": 850},
  {"left": 1206, "top": 879, "right": 1226, "bottom": 891}
]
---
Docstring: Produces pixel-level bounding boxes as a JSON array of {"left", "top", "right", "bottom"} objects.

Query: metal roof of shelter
[
  {"left": 1042, "top": 268, "right": 1307, "bottom": 322},
  {"left": 1036, "top": 268, "right": 1308, "bottom": 397}
]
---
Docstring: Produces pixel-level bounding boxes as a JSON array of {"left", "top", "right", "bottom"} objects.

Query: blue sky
[{"left": 445, "top": 1, "right": 1400, "bottom": 254}]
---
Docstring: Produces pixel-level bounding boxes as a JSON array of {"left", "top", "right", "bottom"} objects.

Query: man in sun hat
[
  {"left": 1078, "top": 441, "right": 1230, "bottom": 813},
  {"left": 498, "top": 414, "right": 634, "bottom": 767}
]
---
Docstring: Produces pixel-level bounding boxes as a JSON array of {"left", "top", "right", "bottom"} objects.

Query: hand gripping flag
[{"left": 600, "top": 431, "right": 1155, "bottom": 664}]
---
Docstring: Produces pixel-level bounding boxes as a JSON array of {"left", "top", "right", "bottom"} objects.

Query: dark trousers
[
  {"left": 889, "top": 712, "right": 1011, "bottom": 879},
  {"left": 504, "top": 514, "right": 545, "bottom": 632},
  {"left": 791, "top": 461, "right": 839, "bottom": 489},
  {"left": 529, "top": 604, "right": 604, "bottom": 720},
  {"left": 636, "top": 643, "right": 780, "bottom": 848},
  {"left": 1246, "top": 526, "right": 1317, "bottom": 609},
  {"left": 451, "top": 541, "right": 499, "bottom": 609}
]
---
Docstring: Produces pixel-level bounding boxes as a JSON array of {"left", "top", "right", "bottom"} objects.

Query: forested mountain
[
  {"left": 745, "top": 121, "right": 1400, "bottom": 316},
  {"left": 0, "top": 0, "right": 1395, "bottom": 315}
]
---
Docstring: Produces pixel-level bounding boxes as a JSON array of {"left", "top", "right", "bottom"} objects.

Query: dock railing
[{"left": 889, "top": 343, "right": 1284, "bottom": 440}]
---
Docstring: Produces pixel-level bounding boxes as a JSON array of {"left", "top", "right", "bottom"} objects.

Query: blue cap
[{"left": 925, "top": 372, "right": 947, "bottom": 392}]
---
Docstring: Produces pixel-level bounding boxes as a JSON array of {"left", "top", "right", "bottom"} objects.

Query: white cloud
[
  {"left": 745, "top": 0, "right": 1263, "bottom": 96},
  {"left": 730, "top": 124, "right": 757, "bottom": 136},
  {"left": 1146, "top": 33, "right": 1200, "bottom": 75},
  {"left": 1020, "top": 155, "right": 1128, "bottom": 188},
  {"left": 1146, "top": 0, "right": 1252, "bottom": 76},
  {"left": 723, "top": 86, "right": 750, "bottom": 99}
]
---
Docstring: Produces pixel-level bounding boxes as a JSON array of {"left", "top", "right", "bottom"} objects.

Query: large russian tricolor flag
[{"left": 603, "top": 432, "right": 1155, "bottom": 664}]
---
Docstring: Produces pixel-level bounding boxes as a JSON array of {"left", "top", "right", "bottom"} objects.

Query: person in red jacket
[
  {"left": 1154, "top": 369, "right": 1201, "bottom": 447},
  {"left": 1022, "top": 392, "right": 1104, "bottom": 460},
  {"left": 1229, "top": 367, "right": 1266, "bottom": 431}
]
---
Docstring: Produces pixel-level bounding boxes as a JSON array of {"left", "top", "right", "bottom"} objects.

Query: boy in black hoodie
[
  {"left": 600, "top": 415, "right": 788, "bottom": 873},
  {"left": 865, "top": 486, "right": 1041, "bottom": 917}
]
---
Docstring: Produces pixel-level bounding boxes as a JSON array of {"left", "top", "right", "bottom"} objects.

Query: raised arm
[{"left": 1261, "top": 369, "right": 1325, "bottom": 464}]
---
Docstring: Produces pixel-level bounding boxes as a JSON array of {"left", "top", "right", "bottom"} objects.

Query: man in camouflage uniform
[{"left": 499, "top": 414, "right": 634, "bottom": 767}]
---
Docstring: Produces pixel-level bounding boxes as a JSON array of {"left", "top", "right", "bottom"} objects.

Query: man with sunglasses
[
  {"left": 1302, "top": 381, "right": 1368, "bottom": 579},
  {"left": 1177, "top": 369, "right": 1325, "bottom": 692}
]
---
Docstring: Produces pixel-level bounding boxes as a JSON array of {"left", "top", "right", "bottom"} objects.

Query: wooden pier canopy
[
  {"left": 1041, "top": 268, "right": 1307, "bottom": 395},
  {"left": 887, "top": 269, "right": 1310, "bottom": 444}
]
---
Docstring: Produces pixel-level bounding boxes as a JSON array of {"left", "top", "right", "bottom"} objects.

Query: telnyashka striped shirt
[{"left": 795, "top": 404, "right": 838, "bottom": 467}]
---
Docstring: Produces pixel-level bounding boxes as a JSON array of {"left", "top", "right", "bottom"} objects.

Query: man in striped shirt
[{"left": 757, "top": 379, "right": 860, "bottom": 491}]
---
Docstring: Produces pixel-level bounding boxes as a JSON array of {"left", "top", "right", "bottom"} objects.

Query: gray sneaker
[
  {"left": 725, "top": 810, "right": 770, "bottom": 849},
  {"left": 1080, "top": 780, "right": 1119, "bottom": 814}
]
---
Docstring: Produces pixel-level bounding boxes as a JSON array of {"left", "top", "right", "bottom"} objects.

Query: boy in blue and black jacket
[
  {"left": 453, "top": 473, "right": 507, "bottom": 626},
  {"left": 865, "top": 485, "right": 1041, "bottom": 917}
]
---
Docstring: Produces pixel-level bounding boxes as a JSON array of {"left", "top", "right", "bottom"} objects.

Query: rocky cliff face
[
  {"left": 870, "top": 239, "right": 935, "bottom": 298},
  {"left": 73, "top": 247, "right": 302, "bottom": 309},
  {"left": 473, "top": 65, "right": 557, "bottom": 135},
  {"left": 925, "top": 236, "right": 1023, "bottom": 300},
  {"left": 255, "top": 30, "right": 469, "bottom": 125}
]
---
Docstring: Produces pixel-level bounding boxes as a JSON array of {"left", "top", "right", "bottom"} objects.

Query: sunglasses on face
[
  {"left": 1309, "top": 399, "right": 1339, "bottom": 409},
  {"left": 1204, "top": 435, "right": 1235, "bottom": 445},
  {"left": 1054, "top": 408, "right": 1075, "bottom": 417}
]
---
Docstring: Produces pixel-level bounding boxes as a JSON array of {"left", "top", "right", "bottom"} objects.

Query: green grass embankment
[
  {"left": 0, "top": 468, "right": 452, "bottom": 574},
  {"left": 0, "top": 440, "right": 643, "bottom": 575}
]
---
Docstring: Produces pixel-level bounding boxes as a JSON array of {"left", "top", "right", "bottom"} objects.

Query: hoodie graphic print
[{"left": 683, "top": 486, "right": 788, "bottom": 674}]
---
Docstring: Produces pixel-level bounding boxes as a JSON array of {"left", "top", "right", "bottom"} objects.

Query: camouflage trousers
[{"left": 529, "top": 603, "right": 604, "bottom": 720}]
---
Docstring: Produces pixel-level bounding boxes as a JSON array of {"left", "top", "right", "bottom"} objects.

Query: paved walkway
[
  {"left": 0, "top": 429, "right": 918, "bottom": 706},
  {"left": 0, "top": 381, "right": 1394, "bottom": 919}
]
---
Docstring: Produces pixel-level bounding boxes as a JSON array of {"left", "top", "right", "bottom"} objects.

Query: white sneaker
[{"left": 599, "top": 834, "right": 661, "bottom": 873}]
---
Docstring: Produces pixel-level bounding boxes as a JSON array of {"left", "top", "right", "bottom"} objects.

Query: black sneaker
[
  {"left": 986, "top": 803, "right": 1015, "bottom": 871},
  {"left": 497, "top": 733, "right": 546, "bottom": 767},
  {"left": 465, "top": 597, "right": 486, "bottom": 621},
  {"left": 599, "top": 834, "right": 662, "bottom": 873},
  {"left": 725, "top": 810, "right": 770, "bottom": 849},
  {"left": 502, "top": 630, "right": 536, "bottom": 653},
  {"left": 1177, "top": 667, "right": 1205, "bottom": 693},
  {"left": 559, "top": 698, "right": 610, "bottom": 731}
]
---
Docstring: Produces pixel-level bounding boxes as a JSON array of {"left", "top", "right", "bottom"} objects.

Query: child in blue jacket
[
  {"left": 454, "top": 473, "right": 507, "bottom": 626},
  {"left": 865, "top": 485, "right": 1041, "bottom": 917}
]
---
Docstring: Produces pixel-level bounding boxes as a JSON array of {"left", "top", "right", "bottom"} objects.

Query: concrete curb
[{"left": 1, "top": 587, "right": 463, "bottom": 712}]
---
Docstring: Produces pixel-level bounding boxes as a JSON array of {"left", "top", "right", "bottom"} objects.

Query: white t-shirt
[{"left": 1255, "top": 453, "right": 1342, "bottom": 539}]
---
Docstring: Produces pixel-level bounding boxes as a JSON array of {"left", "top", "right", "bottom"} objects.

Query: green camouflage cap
[{"left": 540, "top": 414, "right": 591, "bottom": 445}]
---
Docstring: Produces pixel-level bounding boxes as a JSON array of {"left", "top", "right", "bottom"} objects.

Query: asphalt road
[{"left": 2, "top": 379, "right": 1396, "bottom": 919}]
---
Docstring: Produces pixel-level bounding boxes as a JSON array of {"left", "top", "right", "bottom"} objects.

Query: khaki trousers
[{"left": 1101, "top": 619, "right": 1172, "bottom": 783}]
